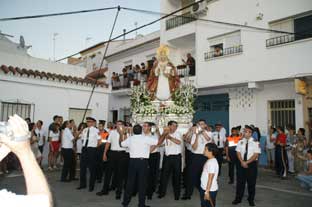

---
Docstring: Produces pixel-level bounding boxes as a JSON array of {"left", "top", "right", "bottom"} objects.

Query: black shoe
[
  {"left": 71, "top": 178, "right": 79, "bottom": 181},
  {"left": 89, "top": 188, "right": 94, "bottom": 192},
  {"left": 232, "top": 200, "right": 241, "bottom": 205},
  {"left": 76, "top": 186, "right": 86, "bottom": 190},
  {"left": 174, "top": 196, "right": 179, "bottom": 200},
  {"left": 97, "top": 180, "right": 102, "bottom": 183},
  {"left": 228, "top": 181, "right": 234, "bottom": 184},
  {"left": 116, "top": 194, "right": 121, "bottom": 200},
  {"left": 60, "top": 179, "right": 70, "bottom": 182},
  {"left": 147, "top": 195, "right": 152, "bottom": 200},
  {"left": 181, "top": 196, "right": 191, "bottom": 200},
  {"left": 96, "top": 191, "right": 108, "bottom": 196},
  {"left": 248, "top": 200, "right": 255, "bottom": 206}
]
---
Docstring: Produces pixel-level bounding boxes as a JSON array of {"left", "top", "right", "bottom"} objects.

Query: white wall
[
  {"left": 160, "top": 0, "right": 312, "bottom": 88},
  {"left": 0, "top": 74, "right": 110, "bottom": 127},
  {"left": 229, "top": 80, "right": 304, "bottom": 135}
]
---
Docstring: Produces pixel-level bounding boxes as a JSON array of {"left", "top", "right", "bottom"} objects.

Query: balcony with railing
[
  {"left": 166, "top": 13, "right": 196, "bottom": 30},
  {"left": 266, "top": 34, "right": 296, "bottom": 47},
  {"left": 204, "top": 45, "right": 243, "bottom": 61},
  {"left": 266, "top": 33, "right": 312, "bottom": 47}
]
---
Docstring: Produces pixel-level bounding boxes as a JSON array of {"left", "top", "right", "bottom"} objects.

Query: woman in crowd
[
  {"left": 200, "top": 143, "right": 219, "bottom": 207},
  {"left": 49, "top": 123, "right": 61, "bottom": 170},
  {"left": 76, "top": 122, "right": 87, "bottom": 161},
  {"left": 275, "top": 126, "right": 288, "bottom": 179},
  {"left": 294, "top": 128, "right": 307, "bottom": 172},
  {"left": 286, "top": 125, "right": 296, "bottom": 173},
  {"left": 29, "top": 122, "right": 43, "bottom": 165},
  {"left": 266, "top": 126, "right": 277, "bottom": 170}
]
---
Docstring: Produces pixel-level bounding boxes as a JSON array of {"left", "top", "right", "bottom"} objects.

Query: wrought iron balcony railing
[
  {"left": 266, "top": 34, "right": 296, "bottom": 47},
  {"left": 166, "top": 13, "right": 196, "bottom": 30},
  {"left": 204, "top": 45, "right": 243, "bottom": 61}
]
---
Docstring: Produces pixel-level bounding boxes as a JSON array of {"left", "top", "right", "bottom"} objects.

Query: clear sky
[{"left": 0, "top": 0, "right": 160, "bottom": 61}]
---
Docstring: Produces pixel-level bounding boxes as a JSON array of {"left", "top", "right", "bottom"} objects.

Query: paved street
[{"left": 1, "top": 165, "right": 311, "bottom": 207}]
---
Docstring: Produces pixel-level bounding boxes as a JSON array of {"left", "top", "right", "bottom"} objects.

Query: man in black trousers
[
  {"left": 232, "top": 125, "right": 261, "bottom": 206},
  {"left": 158, "top": 121, "right": 182, "bottom": 200},
  {"left": 144, "top": 122, "right": 161, "bottom": 200},
  {"left": 77, "top": 117, "right": 101, "bottom": 192},
  {"left": 97, "top": 120, "right": 128, "bottom": 200},
  {"left": 121, "top": 124, "right": 160, "bottom": 207}
]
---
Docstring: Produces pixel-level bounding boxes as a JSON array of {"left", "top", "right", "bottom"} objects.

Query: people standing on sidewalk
[
  {"left": 266, "top": 126, "right": 277, "bottom": 170},
  {"left": 275, "top": 126, "right": 288, "bottom": 179}
]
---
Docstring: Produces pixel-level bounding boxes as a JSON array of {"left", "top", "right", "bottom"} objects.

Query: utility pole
[{"left": 53, "top": 32, "right": 59, "bottom": 61}]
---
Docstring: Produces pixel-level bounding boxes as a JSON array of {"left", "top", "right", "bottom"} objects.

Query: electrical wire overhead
[{"left": 0, "top": 6, "right": 119, "bottom": 21}]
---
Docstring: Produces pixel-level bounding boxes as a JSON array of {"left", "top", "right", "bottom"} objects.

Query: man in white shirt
[
  {"left": 212, "top": 123, "right": 226, "bottom": 175},
  {"left": 97, "top": 120, "right": 128, "bottom": 200},
  {"left": 183, "top": 119, "right": 212, "bottom": 200},
  {"left": 121, "top": 124, "right": 159, "bottom": 207},
  {"left": 77, "top": 117, "right": 101, "bottom": 192},
  {"left": 60, "top": 120, "right": 75, "bottom": 182},
  {"left": 144, "top": 122, "right": 161, "bottom": 200},
  {"left": 158, "top": 121, "right": 182, "bottom": 200},
  {"left": 232, "top": 125, "right": 261, "bottom": 207}
]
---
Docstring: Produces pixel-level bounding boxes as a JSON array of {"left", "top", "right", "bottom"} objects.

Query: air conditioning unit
[{"left": 191, "top": 0, "right": 208, "bottom": 17}]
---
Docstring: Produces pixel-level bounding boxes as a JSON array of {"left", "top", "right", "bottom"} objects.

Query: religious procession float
[{"left": 130, "top": 45, "right": 197, "bottom": 131}]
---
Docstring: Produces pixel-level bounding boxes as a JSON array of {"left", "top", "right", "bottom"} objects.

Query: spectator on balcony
[
  {"left": 140, "top": 62, "right": 148, "bottom": 82},
  {"left": 213, "top": 47, "right": 223, "bottom": 57},
  {"left": 127, "top": 66, "right": 134, "bottom": 82},
  {"left": 122, "top": 68, "right": 129, "bottom": 88},
  {"left": 111, "top": 72, "right": 117, "bottom": 89},
  {"left": 134, "top": 64, "right": 141, "bottom": 81},
  {"left": 116, "top": 73, "right": 121, "bottom": 89},
  {"left": 182, "top": 53, "right": 196, "bottom": 76}
]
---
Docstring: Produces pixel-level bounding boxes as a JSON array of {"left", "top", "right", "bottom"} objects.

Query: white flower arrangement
[{"left": 136, "top": 105, "right": 157, "bottom": 116}]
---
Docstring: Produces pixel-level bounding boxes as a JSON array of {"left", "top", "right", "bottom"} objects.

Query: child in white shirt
[{"left": 200, "top": 143, "right": 219, "bottom": 207}]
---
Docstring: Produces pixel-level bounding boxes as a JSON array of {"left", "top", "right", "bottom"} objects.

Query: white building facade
[
  {"left": 0, "top": 34, "right": 110, "bottom": 127},
  {"left": 159, "top": 0, "right": 312, "bottom": 137}
]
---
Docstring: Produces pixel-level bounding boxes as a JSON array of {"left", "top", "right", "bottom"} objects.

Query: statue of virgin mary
[{"left": 147, "top": 45, "right": 180, "bottom": 101}]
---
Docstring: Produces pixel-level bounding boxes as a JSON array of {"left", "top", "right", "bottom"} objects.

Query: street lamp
[{"left": 53, "top": 33, "right": 59, "bottom": 61}]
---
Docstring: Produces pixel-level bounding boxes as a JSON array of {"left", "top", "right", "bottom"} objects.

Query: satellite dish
[{"left": 19, "top": 35, "right": 25, "bottom": 48}]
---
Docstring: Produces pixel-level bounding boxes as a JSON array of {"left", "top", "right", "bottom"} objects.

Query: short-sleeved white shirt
[
  {"left": 191, "top": 131, "right": 212, "bottom": 154},
  {"left": 62, "top": 128, "right": 74, "bottom": 149},
  {"left": 164, "top": 131, "right": 182, "bottom": 156},
  {"left": 0, "top": 189, "right": 49, "bottom": 207},
  {"left": 121, "top": 134, "right": 158, "bottom": 158},
  {"left": 201, "top": 158, "right": 219, "bottom": 191},
  {"left": 212, "top": 131, "right": 226, "bottom": 148},
  {"left": 49, "top": 131, "right": 60, "bottom": 142},
  {"left": 35, "top": 128, "right": 46, "bottom": 146},
  {"left": 107, "top": 130, "right": 125, "bottom": 151},
  {"left": 236, "top": 137, "right": 261, "bottom": 160},
  {"left": 143, "top": 133, "right": 159, "bottom": 153},
  {"left": 81, "top": 126, "right": 100, "bottom": 148}
]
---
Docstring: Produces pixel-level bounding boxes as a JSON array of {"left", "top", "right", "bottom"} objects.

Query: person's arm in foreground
[{"left": 0, "top": 115, "right": 52, "bottom": 207}]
